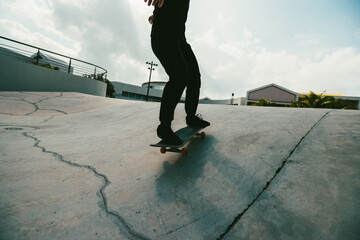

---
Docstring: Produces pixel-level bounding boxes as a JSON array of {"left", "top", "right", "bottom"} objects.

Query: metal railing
[{"left": 0, "top": 36, "right": 107, "bottom": 81}]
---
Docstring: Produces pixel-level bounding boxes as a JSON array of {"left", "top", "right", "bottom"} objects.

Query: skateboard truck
[{"left": 160, "top": 146, "right": 188, "bottom": 155}]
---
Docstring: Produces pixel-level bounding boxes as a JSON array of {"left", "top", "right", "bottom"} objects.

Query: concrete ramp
[{"left": 0, "top": 92, "right": 359, "bottom": 240}]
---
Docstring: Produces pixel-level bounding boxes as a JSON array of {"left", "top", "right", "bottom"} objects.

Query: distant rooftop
[{"left": 297, "top": 92, "right": 344, "bottom": 97}]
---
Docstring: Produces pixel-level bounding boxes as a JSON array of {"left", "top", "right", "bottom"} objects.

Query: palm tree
[
  {"left": 292, "top": 91, "right": 334, "bottom": 108},
  {"left": 329, "top": 98, "right": 357, "bottom": 109}
]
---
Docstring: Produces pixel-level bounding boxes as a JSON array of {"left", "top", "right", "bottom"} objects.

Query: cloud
[
  {"left": 1, "top": 0, "right": 153, "bottom": 83},
  {"left": 0, "top": 0, "right": 81, "bottom": 57},
  {"left": 1, "top": 0, "right": 359, "bottom": 99},
  {"left": 50, "top": 0, "right": 142, "bottom": 56},
  {"left": 246, "top": 47, "right": 360, "bottom": 96},
  {"left": 191, "top": 28, "right": 360, "bottom": 98},
  {"left": 111, "top": 53, "right": 149, "bottom": 84},
  {"left": 46, "top": 0, "right": 157, "bottom": 83},
  {"left": 0, "top": 19, "right": 79, "bottom": 57},
  {"left": 291, "top": 47, "right": 360, "bottom": 95},
  {"left": 1, "top": 0, "right": 71, "bottom": 42}
]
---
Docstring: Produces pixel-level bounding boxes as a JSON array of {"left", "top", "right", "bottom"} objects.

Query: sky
[{"left": 0, "top": 0, "right": 360, "bottom": 99}]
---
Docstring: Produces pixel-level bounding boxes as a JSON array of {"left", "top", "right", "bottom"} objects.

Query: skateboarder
[{"left": 144, "top": 0, "right": 210, "bottom": 145}]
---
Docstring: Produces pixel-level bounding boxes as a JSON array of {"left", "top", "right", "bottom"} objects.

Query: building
[
  {"left": 141, "top": 81, "right": 167, "bottom": 90},
  {"left": 113, "top": 81, "right": 245, "bottom": 105},
  {"left": 246, "top": 83, "right": 360, "bottom": 109},
  {"left": 112, "top": 81, "right": 163, "bottom": 102},
  {"left": 246, "top": 83, "right": 299, "bottom": 106},
  {"left": 199, "top": 97, "right": 245, "bottom": 105}
]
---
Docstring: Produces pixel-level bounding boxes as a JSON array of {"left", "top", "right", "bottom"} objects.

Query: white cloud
[
  {"left": 292, "top": 47, "right": 360, "bottom": 95},
  {"left": 0, "top": 19, "right": 80, "bottom": 57},
  {"left": 191, "top": 28, "right": 360, "bottom": 98},
  {"left": 1, "top": 0, "right": 359, "bottom": 99},
  {"left": 111, "top": 54, "right": 150, "bottom": 84},
  {"left": 2, "top": 0, "right": 67, "bottom": 40}
]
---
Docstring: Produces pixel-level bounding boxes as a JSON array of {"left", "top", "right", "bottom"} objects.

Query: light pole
[{"left": 146, "top": 61, "right": 158, "bottom": 102}]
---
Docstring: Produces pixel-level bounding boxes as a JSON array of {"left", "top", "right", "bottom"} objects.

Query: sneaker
[
  {"left": 186, "top": 114, "right": 210, "bottom": 127},
  {"left": 157, "top": 125, "right": 182, "bottom": 145}
]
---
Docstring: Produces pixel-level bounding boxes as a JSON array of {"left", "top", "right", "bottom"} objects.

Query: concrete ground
[{"left": 0, "top": 91, "right": 359, "bottom": 240}]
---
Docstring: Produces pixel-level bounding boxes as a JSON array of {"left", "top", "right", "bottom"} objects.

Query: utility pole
[{"left": 146, "top": 61, "right": 158, "bottom": 102}]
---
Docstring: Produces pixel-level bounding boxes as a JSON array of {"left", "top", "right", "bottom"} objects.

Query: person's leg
[
  {"left": 180, "top": 42, "right": 210, "bottom": 127},
  {"left": 180, "top": 42, "right": 201, "bottom": 118},
  {"left": 151, "top": 36, "right": 189, "bottom": 143},
  {"left": 152, "top": 36, "right": 188, "bottom": 123}
]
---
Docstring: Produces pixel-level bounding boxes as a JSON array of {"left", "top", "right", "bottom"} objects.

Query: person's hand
[
  {"left": 144, "top": 0, "right": 164, "bottom": 8},
  {"left": 148, "top": 15, "right": 154, "bottom": 24}
]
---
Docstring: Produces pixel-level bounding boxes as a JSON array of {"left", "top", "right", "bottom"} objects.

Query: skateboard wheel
[
  {"left": 181, "top": 148, "right": 188, "bottom": 155},
  {"left": 201, "top": 131, "right": 206, "bottom": 138},
  {"left": 160, "top": 147, "right": 166, "bottom": 154}
]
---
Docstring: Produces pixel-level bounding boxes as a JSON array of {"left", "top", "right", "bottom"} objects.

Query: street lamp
[{"left": 146, "top": 61, "right": 158, "bottom": 102}]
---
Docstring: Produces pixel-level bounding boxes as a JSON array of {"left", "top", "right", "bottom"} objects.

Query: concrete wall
[{"left": 0, "top": 55, "right": 106, "bottom": 96}]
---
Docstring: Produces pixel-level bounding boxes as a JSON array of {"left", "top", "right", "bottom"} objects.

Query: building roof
[
  {"left": 30, "top": 51, "right": 68, "bottom": 65},
  {"left": 297, "top": 92, "right": 344, "bottom": 97},
  {"left": 247, "top": 83, "right": 299, "bottom": 96}
]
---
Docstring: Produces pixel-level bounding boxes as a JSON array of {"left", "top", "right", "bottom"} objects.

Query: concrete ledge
[{"left": 0, "top": 56, "right": 106, "bottom": 96}]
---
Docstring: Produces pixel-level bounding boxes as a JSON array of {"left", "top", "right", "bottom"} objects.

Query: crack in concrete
[
  {"left": 216, "top": 110, "right": 332, "bottom": 240},
  {"left": 14, "top": 93, "right": 65, "bottom": 116},
  {"left": 39, "top": 108, "right": 68, "bottom": 115},
  {"left": 160, "top": 209, "right": 216, "bottom": 237},
  {"left": 39, "top": 116, "right": 55, "bottom": 124},
  {"left": 22, "top": 132, "right": 150, "bottom": 240}
]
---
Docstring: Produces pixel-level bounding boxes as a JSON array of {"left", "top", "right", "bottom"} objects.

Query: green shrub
[
  {"left": 252, "top": 98, "right": 277, "bottom": 106},
  {"left": 291, "top": 91, "right": 357, "bottom": 109}
]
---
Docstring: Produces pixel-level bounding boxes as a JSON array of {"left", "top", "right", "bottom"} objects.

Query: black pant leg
[
  {"left": 180, "top": 42, "right": 201, "bottom": 117},
  {"left": 151, "top": 36, "right": 188, "bottom": 122}
]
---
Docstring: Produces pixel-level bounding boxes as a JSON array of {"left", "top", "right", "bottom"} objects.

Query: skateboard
[{"left": 150, "top": 126, "right": 206, "bottom": 155}]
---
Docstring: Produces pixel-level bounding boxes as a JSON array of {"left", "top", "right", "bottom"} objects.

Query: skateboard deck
[{"left": 150, "top": 126, "right": 206, "bottom": 154}]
